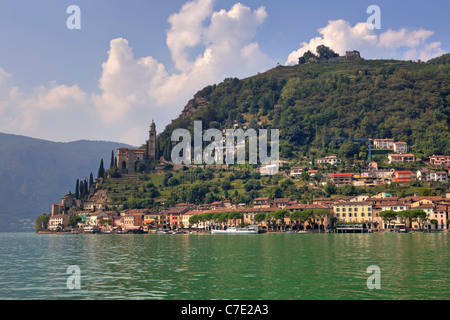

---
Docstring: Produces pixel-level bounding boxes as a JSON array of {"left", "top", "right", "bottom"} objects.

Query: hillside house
[
  {"left": 393, "top": 171, "right": 412, "bottom": 182},
  {"left": 429, "top": 155, "right": 450, "bottom": 166},
  {"left": 316, "top": 155, "right": 342, "bottom": 166},
  {"left": 388, "top": 154, "right": 415, "bottom": 163},
  {"left": 331, "top": 173, "right": 353, "bottom": 186}
]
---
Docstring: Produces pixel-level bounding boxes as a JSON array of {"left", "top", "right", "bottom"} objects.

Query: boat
[
  {"left": 155, "top": 229, "right": 170, "bottom": 234},
  {"left": 211, "top": 225, "right": 259, "bottom": 234}
]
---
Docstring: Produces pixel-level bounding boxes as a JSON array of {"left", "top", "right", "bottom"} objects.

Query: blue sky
[{"left": 0, "top": 0, "right": 448, "bottom": 145}]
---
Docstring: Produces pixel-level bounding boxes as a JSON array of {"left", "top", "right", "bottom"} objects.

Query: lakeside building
[
  {"left": 48, "top": 214, "right": 69, "bottom": 230},
  {"left": 253, "top": 197, "right": 272, "bottom": 208},
  {"left": 333, "top": 202, "right": 373, "bottom": 226},
  {"left": 379, "top": 202, "right": 411, "bottom": 229}
]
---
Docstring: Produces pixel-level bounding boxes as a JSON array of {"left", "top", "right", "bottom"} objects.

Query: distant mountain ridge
[{"left": 0, "top": 132, "right": 134, "bottom": 231}]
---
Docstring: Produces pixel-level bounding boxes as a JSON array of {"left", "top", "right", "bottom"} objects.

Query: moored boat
[{"left": 211, "top": 225, "right": 259, "bottom": 234}]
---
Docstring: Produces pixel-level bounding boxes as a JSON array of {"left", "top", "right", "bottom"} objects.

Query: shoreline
[{"left": 36, "top": 229, "right": 450, "bottom": 235}]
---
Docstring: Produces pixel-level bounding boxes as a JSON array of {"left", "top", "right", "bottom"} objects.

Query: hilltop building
[{"left": 118, "top": 121, "right": 157, "bottom": 174}]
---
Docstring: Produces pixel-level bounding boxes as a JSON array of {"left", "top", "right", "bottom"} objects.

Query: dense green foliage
[{"left": 158, "top": 54, "right": 450, "bottom": 162}]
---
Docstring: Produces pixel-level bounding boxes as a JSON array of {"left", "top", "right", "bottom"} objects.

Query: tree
[
  {"left": 302, "top": 50, "right": 317, "bottom": 62},
  {"left": 69, "top": 216, "right": 82, "bottom": 228},
  {"left": 110, "top": 150, "right": 115, "bottom": 169},
  {"left": 290, "top": 210, "right": 302, "bottom": 230},
  {"left": 379, "top": 210, "right": 397, "bottom": 230},
  {"left": 397, "top": 210, "right": 410, "bottom": 229},
  {"left": 75, "top": 179, "right": 80, "bottom": 199},
  {"left": 409, "top": 209, "right": 428, "bottom": 231},
  {"left": 324, "top": 182, "right": 337, "bottom": 196},
  {"left": 316, "top": 45, "right": 339, "bottom": 60},
  {"left": 430, "top": 219, "right": 438, "bottom": 230},
  {"left": 313, "top": 209, "right": 329, "bottom": 232},
  {"left": 274, "top": 209, "right": 290, "bottom": 231},
  {"left": 254, "top": 212, "right": 267, "bottom": 225},
  {"left": 227, "top": 211, "right": 243, "bottom": 226},
  {"left": 35, "top": 213, "right": 49, "bottom": 230},
  {"left": 278, "top": 178, "right": 293, "bottom": 190},
  {"left": 298, "top": 210, "right": 312, "bottom": 231},
  {"left": 189, "top": 214, "right": 200, "bottom": 229},
  {"left": 97, "top": 159, "right": 105, "bottom": 179},
  {"left": 306, "top": 210, "right": 317, "bottom": 231},
  {"left": 89, "top": 172, "right": 94, "bottom": 191}
]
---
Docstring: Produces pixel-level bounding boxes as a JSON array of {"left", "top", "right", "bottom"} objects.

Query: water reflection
[{"left": 0, "top": 232, "right": 448, "bottom": 299}]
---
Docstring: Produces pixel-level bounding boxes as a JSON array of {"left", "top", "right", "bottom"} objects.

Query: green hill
[{"left": 157, "top": 54, "right": 450, "bottom": 163}]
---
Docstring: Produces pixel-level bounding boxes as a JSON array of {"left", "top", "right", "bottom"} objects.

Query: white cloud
[
  {"left": 0, "top": 83, "right": 88, "bottom": 133},
  {"left": 0, "top": 67, "right": 11, "bottom": 84},
  {"left": 286, "top": 19, "right": 445, "bottom": 65},
  {"left": 92, "top": 38, "right": 167, "bottom": 124},
  {"left": 91, "top": 0, "right": 272, "bottom": 145}
]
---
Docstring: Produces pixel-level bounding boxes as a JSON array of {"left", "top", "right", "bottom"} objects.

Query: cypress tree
[
  {"left": 75, "top": 179, "right": 80, "bottom": 199},
  {"left": 79, "top": 180, "right": 84, "bottom": 199},
  {"left": 89, "top": 172, "right": 94, "bottom": 190},
  {"left": 110, "top": 150, "right": 115, "bottom": 169},
  {"left": 97, "top": 159, "right": 105, "bottom": 179},
  {"left": 84, "top": 178, "right": 89, "bottom": 196}
]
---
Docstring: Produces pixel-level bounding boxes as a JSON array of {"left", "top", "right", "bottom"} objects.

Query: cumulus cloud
[
  {"left": 92, "top": 0, "right": 272, "bottom": 135},
  {"left": 0, "top": 67, "right": 11, "bottom": 84},
  {"left": 286, "top": 19, "right": 445, "bottom": 65},
  {"left": 92, "top": 38, "right": 167, "bottom": 123},
  {"left": 0, "top": 82, "right": 87, "bottom": 133},
  {"left": 0, "top": 0, "right": 271, "bottom": 145}
]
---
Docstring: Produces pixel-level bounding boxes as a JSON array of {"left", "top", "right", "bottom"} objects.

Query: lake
[{"left": 0, "top": 232, "right": 448, "bottom": 300}]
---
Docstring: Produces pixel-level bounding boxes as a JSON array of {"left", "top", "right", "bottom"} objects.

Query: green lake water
[{"left": 0, "top": 232, "right": 448, "bottom": 300}]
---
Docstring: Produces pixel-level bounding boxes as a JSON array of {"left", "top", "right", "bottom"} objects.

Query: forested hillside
[{"left": 157, "top": 54, "right": 450, "bottom": 163}]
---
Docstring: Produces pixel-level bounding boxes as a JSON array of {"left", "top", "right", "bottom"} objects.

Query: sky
[{"left": 0, "top": 0, "right": 448, "bottom": 146}]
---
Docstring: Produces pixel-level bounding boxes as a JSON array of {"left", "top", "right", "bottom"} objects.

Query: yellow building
[
  {"left": 333, "top": 202, "right": 373, "bottom": 225},
  {"left": 144, "top": 212, "right": 165, "bottom": 227}
]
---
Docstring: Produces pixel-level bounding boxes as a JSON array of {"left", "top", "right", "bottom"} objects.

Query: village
[
  {"left": 45, "top": 191, "right": 450, "bottom": 234},
  {"left": 40, "top": 123, "right": 450, "bottom": 235}
]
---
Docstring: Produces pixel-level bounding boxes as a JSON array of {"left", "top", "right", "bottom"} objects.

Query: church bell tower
[{"left": 147, "top": 120, "right": 156, "bottom": 160}]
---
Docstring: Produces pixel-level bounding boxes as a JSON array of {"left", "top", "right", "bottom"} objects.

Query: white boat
[{"left": 211, "top": 225, "right": 259, "bottom": 234}]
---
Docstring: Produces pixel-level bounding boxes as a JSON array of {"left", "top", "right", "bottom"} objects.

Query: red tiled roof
[{"left": 331, "top": 173, "right": 353, "bottom": 177}]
